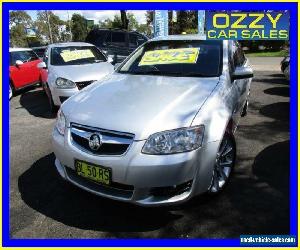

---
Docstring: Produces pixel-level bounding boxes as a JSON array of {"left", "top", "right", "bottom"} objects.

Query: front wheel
[{"left": 208, "top": 133, "right": 236, "bottom": 194}]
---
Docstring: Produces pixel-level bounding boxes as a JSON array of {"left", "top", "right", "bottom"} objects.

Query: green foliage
[
  {"left": 9, "top": 11, "right": 33, "bottom": 47},
  {"left": 35, "top": 11, "right": 68, "bottom": 44},
  {"left": 71, "top": 14, "right": 87, "bottom": 41},
  {"left": 10, "top": 11, "right": 32, "bottom": 27},
  {"left": 98, "top": 12, "right": 151, "bottom": 36},
  {"left": 10, "top": 24, "right": 28, "bottom": 47}
]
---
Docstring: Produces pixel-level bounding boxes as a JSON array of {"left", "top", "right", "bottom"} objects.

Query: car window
[
  {"left": 86, "top": 30, "right": 108, "bottom": 47},
  {"left": 137, "top": 35, "right": 147, "bottom": 45},
  {"left": 50, "top": 46, "right": 107, "bottom": 66},
  {"left": 33, "top": 48, "right": 46, "bottom": 58},
  {"left": 110, "top": 32, "right": 126, "bottom": 47},
  {"left": 129, "top": 34, "right": 138, "bottom": 47},
  {"left": 118, "top": 40, "right": 223, "bottom": 77},
  {"left": 10, "top": 50, "right": 39, "bottom": 64}
]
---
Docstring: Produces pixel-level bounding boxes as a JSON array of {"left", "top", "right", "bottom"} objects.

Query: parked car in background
[
  {"left": 9, "top": 48, "right": 42, "bottom": 99},
  {"left": 86, "top": 28, "right": 148, "bottom": 63},
  {"left": 280, "top": 54, "right": 290, "bottom": 73},
  {"left": 281, "top": 54, "right": 290, "bottom": 81},
  {"left": 52, "top": 36, "right": 253, "bottom": 206},
  {"left": 284, "top": 63, "right": 290, "bottom": 81},
  {"left": 31, "top": 46, "right": 47, "bottom": 59},
  {"left": 38, "top": 42, "right": 114, "bottom": 112}
]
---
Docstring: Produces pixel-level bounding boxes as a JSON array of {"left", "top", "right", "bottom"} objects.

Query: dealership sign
[
  {"left": 154, "top": 10, "right": 168, "bottom": 37},
  {"left": 206, "top": 11, "right": 289, "bottom": 40}
]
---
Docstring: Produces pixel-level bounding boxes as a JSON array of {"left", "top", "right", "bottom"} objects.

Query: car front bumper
[
  {"left": 51, "top": 87, "right": 79, "bottom": 106},
  {"left": 52, "top": 127, "right": 219, "bottom": 206}
]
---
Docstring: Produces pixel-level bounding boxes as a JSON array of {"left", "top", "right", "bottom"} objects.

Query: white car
[{"left": 38, "top": 42, "right": 114, "bottom": 112}]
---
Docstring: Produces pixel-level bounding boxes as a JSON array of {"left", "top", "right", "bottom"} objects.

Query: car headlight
[
  {"left": 142, "top": 125, "right": 205, "bottom": 155},
  {"left": 56, "top": 109, "right": 66, "bottom": 135},
  {"left": 55, "top": 77, "right": 76, "bottom": 89}
]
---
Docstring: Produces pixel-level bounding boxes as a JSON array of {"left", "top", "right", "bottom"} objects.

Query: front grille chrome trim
[{"left": 70, "top": 123, "right": 135, "bottom": 156}]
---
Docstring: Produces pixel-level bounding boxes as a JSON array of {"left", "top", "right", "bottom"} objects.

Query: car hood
[
  {"left": 52, "top": 62, "right": 114, "bottom": 82},
  {"left": 63, "top": 73, "right": 219, "bottom": 140}
]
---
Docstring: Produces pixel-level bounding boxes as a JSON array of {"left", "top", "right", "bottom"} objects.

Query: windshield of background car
[
  {"left": 10, "top": 50, "right": 39, "bottom": 65},
  {"left": 50, "top": 46, "right": 107, "bottom": 66},
  {"left": 118, "top": 40, "right": 223, "bottom": 77}
]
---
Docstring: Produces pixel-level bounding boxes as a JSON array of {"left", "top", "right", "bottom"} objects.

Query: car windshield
[
  {"left": 118, "top": 40, "right": 223, "bottom": 77},
  {"left": 51, "top": 46, "right": 106, "bottom": 66},
  {"left": 10, "top": 50, "right": 39, "bottom": 65}
]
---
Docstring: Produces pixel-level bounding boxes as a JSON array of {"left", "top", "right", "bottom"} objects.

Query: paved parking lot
[{"left": 9, "top": 57, "right": 290, "bottom": 238}]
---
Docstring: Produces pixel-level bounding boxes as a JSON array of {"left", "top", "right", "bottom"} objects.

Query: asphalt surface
[{"left": 9, "top": 57, "right": 290, "bottom": 238}]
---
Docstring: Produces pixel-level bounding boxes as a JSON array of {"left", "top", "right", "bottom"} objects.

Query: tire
[
  {"left": 208, "top": 133, "right": 236, "bottom": 194},
  {"left": 45, "top": 83, "right": 58, "bottom": 113},
  {"left": 48, "top": 93, "right": 58, "bottom": 113},
  {"left": 241, "top": 100, "right": 248, "bottom": 117},
  {"left": 9, "top": 81, "right": 16, "bottom": 99},
  {"left": 9, "top": 84, "right": 12, "bottom": 100}
]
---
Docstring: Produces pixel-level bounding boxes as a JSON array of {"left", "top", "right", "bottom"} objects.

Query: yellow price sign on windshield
[
  {"left": 139, "top": 47, "right": 200, "bottom": 66},
  {"left": 61, "top": 49, "right": 94, "bottom": 62}
]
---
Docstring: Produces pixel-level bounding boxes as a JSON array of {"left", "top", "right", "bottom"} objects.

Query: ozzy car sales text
[{"left": 206, "top": 12, "right": 289, "bottom": 40}]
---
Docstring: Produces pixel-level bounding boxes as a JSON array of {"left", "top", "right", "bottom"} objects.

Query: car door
[
  {"left": 10, "top": 50, "right": 40, "bottom": 89},
  {"left": 233, "top": 42, "right": 250, "bottom": 114}
]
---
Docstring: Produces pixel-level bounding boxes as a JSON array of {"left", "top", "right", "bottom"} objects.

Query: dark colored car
[
  {"left": 280, "top": 55, "right": 290, "bottom": 73},
  {"left": 86, "top": 28, "right": 148, "bottom": 63},
  {"left": 31, "top": 46, "right": 47, "bottom": 59}
]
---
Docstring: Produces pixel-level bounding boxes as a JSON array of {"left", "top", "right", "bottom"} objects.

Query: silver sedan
[{"left": 52, "top": 35, "right": 253, "bottom": 206}]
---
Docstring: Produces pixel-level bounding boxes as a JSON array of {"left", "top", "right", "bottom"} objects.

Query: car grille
[
  {"left": 70, "top": 123, "right": 134, "bottom": 156},
  {"left": 75, "top": 80, "right": 96, "bottom": 90}
]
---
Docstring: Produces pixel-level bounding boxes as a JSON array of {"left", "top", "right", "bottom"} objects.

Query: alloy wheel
[{"left": 209, "top": 134, "right": 235, "bottom": 193}]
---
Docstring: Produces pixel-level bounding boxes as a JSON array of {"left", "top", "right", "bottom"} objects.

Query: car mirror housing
[
  {"left": 107, "top": 56, "right": 114, "bottom": 64},
  {"left": 15, "top": 60, "right": 23, "bottom": 66},
  {"left": 232, "top": 66, "right": 253, "bottom": 80},
  {"left": 37, "top": 61, "right": 47, "bottom": 69}
]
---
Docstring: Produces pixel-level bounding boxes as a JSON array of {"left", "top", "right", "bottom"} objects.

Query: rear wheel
[{"left": 208, "top": 133, "right": 236, "bottom": 193}]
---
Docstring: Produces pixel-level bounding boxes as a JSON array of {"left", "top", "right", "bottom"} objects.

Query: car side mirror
[
  {"left": 232, "top": 66, "right": 253, "bottom": 80},
  {"left": 37, "top": 61, "right": 47, "bottom": 69},
  {"left": 15, "top": 60, "right": 23, "bottom": 67},
  {"left": 114, "top": 63, "right": 121, "bottom": 70},
  {"left": 107, "top": 56, "right": 113, "bottom": 64}
]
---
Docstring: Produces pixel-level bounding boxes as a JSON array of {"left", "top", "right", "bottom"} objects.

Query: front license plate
[{"left": 75, "top": 160, "right": 111, "bottom": 185}]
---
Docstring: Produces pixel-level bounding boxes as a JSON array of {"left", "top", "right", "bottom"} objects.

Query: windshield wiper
[{"left": 129, "top": 70, "right": 162, "bottom": 75}]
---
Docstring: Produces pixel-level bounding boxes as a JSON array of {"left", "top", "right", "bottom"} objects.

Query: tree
[
  {"left": 71, "top": 14, "right": 87, "bottom": 41},
  {"left": 120, "top": 10, "right": 128, "bottom": 30},
  {"left": 9, "top": 11, "right": 33, "bottom": 47},
  {"left": 10, "top": 10, "right": 32, "bottom": 27},
  {"left": 35, "top": 11, "right": 67, "bottom": 44}
]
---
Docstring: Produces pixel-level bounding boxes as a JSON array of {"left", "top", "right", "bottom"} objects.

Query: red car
[{"left": 9, "top": 48, "right": 42, "bottom": 99}]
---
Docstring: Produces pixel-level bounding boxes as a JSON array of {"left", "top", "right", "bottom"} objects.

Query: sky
[{"left": 25, "top": 10, "right": 148, "bottom": 24}]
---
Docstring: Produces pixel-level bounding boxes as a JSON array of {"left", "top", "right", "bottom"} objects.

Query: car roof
[
  {"left": 9, "top": 48, "right": 33, "bottom": 52},
  {"left": 47, "top": 42, "right": 94, "bottom": 48},
  {"left": 150, "top": 34, "right": 207, "bottom": 42}
]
